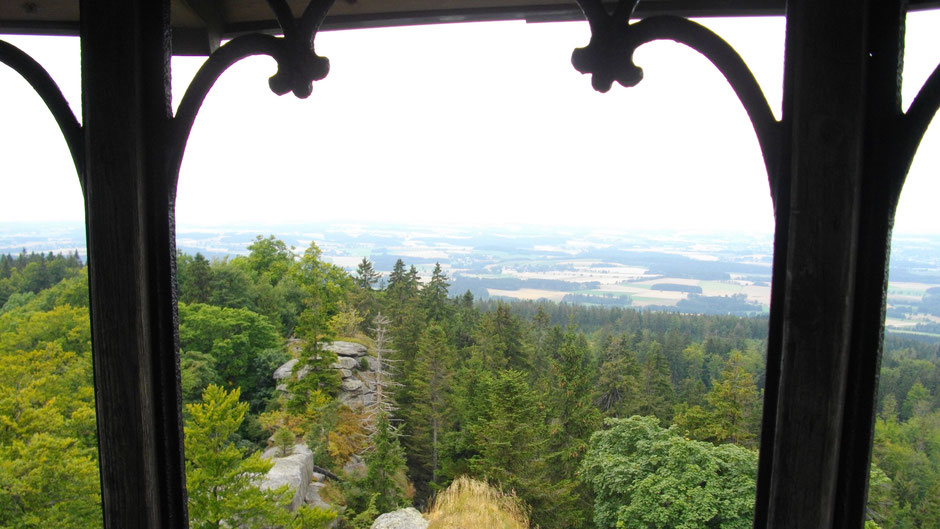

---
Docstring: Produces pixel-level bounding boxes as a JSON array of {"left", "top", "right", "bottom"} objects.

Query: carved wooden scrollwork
[
  {"left": 170, "top": 0, "right": 336, "bottom": 182},
  {"left": 572, "top": 0, "right": 781, "bottom": 198}
]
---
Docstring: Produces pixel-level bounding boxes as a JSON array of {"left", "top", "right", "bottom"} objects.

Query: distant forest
[{"left": 0, "top": 239, "right": 937, "bottom": 529}]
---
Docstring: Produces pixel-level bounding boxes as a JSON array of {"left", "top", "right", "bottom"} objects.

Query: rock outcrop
[
  {"left": 273, "top": 340, "right": 378, "bottom": 410},
  {"left": 260, "top": 443, "right": 314, "bottom": 511},
  {"left": 370, "top": 508, "right": 428, "bottom": 529},
  {"left": 265, "top": 340, "right": 380, "bottom": 515}
]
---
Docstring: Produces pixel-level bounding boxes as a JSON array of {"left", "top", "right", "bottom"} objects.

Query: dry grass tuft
[{"left": 426, "top": 476, "right": 530, "bottom": 529}]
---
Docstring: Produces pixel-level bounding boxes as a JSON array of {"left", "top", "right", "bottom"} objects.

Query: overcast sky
[{"left": 1, "top": 12, "right": 938, "bottom": 234}]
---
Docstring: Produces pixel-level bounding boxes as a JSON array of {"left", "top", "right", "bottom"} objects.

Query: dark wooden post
[
  {"left": 80, "top": 0, "right": 188, "bottom": 527},
  {"left": 759, "top": 2, "right": 905, "bottom": 528}
]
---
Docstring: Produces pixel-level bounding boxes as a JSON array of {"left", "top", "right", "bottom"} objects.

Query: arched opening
[
  {"left": 869, "top": 10, "right": 940, "bottom": 528},
  {"left": 0, "top": 35, "right": 101, "bottom": 528},
  {"left": 170, "top": 16, "right": 783, "bottom": 529}
]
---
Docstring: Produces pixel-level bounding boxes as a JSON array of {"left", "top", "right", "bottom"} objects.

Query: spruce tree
[
  {"left": 406, "top": 324, "right": 456, "bottom": 490},
  {"left": 595, "top": 333, "right": 640, "bottom": 417},
  {"left": 362, "top": 411, "right": 407, "bottom": 514},
  {"left": 354, "top": 257, "right": 380, "bottom": 291},
  {"left": 421, "top": 262, "right": 451, "bottom": 323},
  {"left": 476, "top": 303, "right": 529, "bottom": 371},
  {"left": 548, "top": 328, "right": 601, "bottom": 478},
  {"left": 637, "top": 347, "right": 675, "bottom": 422},
  {"left": 705, "top": 350, "right": 761, "bottom": 446}
]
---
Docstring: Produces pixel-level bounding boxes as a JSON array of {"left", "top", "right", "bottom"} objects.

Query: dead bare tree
[{"left": 363, "top": 312, "right": 401, "bottom": 439}]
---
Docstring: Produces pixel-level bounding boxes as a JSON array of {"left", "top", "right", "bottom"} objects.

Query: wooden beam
[
  {"left": 80, "top": 1, "right": 188, "bottom": 527},
  {"left": 758, "top": 1, "right": 906, "bottom": 528}
]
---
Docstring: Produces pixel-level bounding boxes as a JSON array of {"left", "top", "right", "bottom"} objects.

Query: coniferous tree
[
  {"left": 185, "top": 385, "right": 292, "bottom": 529},
  {"left": 705, "top": 350, "right": 761, "bottom": 446},
  {"left": 354, "top": 258, "right": 381, "bottom": 291},
  {"left": 406, "top": 324, "right": 456, "bottom": 491},
  {"left": 286, "top": 242, "right": 351, "bottom": 412},
  {"left": 452, "top": 290, "right": 479, "bottom": 352},
  {"left": 465, "top": 369, "right": 560, "bottom": 529},
  {"left": 351, "top": 258, "right": 382, "bottom": 330},
  {"left": 676, "top": 342, "right": 708, "bottom": 407},
  {"left": 548, "top": 328, "right": 601, "bottom": 478},
  {"left": 637, "top": 346, "right": 674, "bottom": 422},
  {"left": 595, "top": 333, "right": 640, "bottom": 417},
  {"left": 476, "top": 303, "right": 529, "bottom": 371},
  {"left": 421, "top": 262, "right": 451, "bottom": 323},
  {"left": 362, "top": 411, "right": 408, "bottom": 514},
  {"left": 365, "top": 313, "right": 399, "bottom": 422}
]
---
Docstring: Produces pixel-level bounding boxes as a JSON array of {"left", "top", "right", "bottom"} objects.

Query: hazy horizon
[{"left": 2, "top": 13, "right": 938, "bottom": 234}]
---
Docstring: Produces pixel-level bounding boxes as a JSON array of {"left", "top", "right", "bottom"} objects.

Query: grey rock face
[
  {"left": 370, "top": 508, "right": 428, "bottom": 529},
  {"left": 325, "top": 341, "right": 368, "bottom": 358},
  {"left": 305, "top": 482, "right": 331, "bottom": 510},
  {"left": 332, "top": 356, "right": 359, "bottom": 370},
  {"left": 341, "top": 378, "right": 364, "bottom": 392},
  {"left": 260, "top": 443, "right": 314, "bottom": 511},
  {"left": 273, "top": 358, "right": 299, "bottom": 381}
]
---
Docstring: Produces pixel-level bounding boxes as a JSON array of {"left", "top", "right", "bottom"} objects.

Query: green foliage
[
  {"left": 178, "top": 252, "right": 212, "bottom": 304},
  {"left": 0, "top": 273, "right": 100, "bottom": 529},
  {"left": 287, "top": 339, "right": 342, "bottom": 414},
  {"left": 291, "top": 241, "right": 352, "bottom": 345},
  {"left": 675, "top": 351, "right": 762, "bottom": 447},
  {"left": 902, "top": 382, "right": 932, "bottom": 421},
  {"left": 246, "top": 235, "right": 295, "bottom": 285},
  {"left": 0, "top": 433, "right": 102, "bottom": 529},
  {"left": 580, "top": 416, "right": 758, "bottom": 529},
  {"left": 185, "top": 385, "right": 292, "bottom": 529},
  {"left": 7, "top": 248, "right": 937, "bottom": 529},
  {"left": 274, "top": 427, "right": 296, "bottom": 457},
  {"left": 178, "top": 302, "right": 285, "bottom": 411},
  {"left": 354, "top": 258, "right": 380, "bottom": 291},
  {"left": 547, "top": 328, "right": 602, "bottom": 478},
  {"left": 362, "top": 412, "right": 408, "bottom": 514},
  {"left": 0, "top": 251, "right": 83, "bottom": 307},
  {"left": 403, "top": 324, "right": 456, "bottom": 491},
  {"left": 636, "top": 346, "right": 675, "bottom": 423},
  {"left": 422, "top": 262, "right": 451, "bottom": 323},
  {"left": 476, "top": 303, "right": 529, "bottom": 371},
  {"left": 289, "top": 505, "right": 338, "bottom": 529},
  {"left": 457, "top": 369, "right": 563, "bottom": 528},
  {"left": 180, "top": 350, "right": 219, "bottom": 405},
  {"left": 349, "top": 493, "right": 381, "bottom": 529},
  {"left": 595, "top": 334, "right": 640, "bottom": 417}
]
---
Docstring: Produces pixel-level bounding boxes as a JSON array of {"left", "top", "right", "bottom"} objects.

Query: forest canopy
[{"left": 0, "top": 238, "right": 936, "bottom": 529}]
